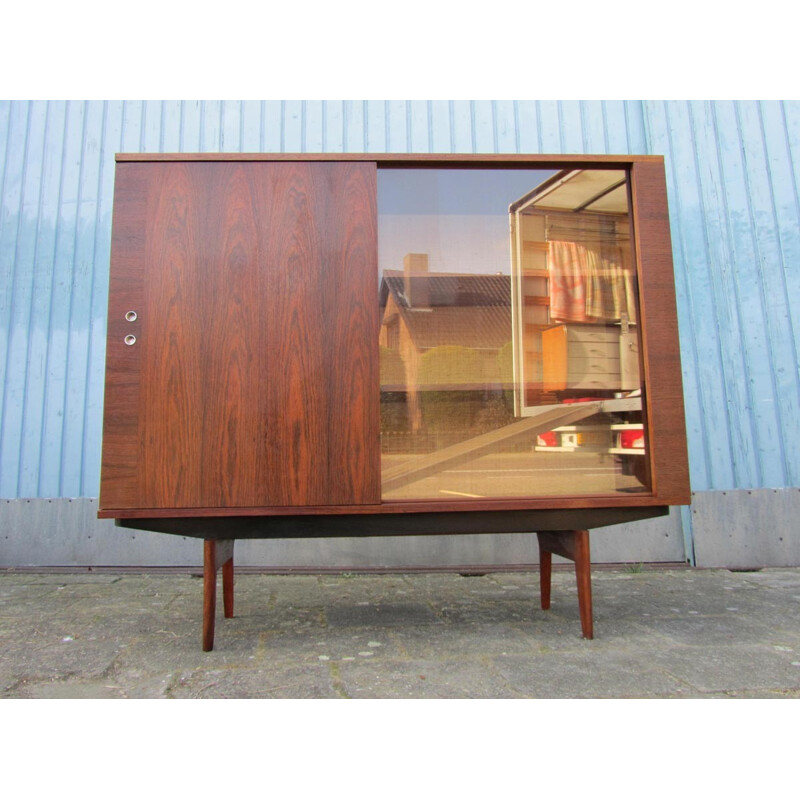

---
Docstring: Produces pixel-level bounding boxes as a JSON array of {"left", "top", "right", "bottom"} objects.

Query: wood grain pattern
[
  {"left": 262, "top": 164, "right": 323, "bottom": 503},
  {"left": 630, "top": 160, "right": 691, "bottom": 505},
  {"left": 141, "top": 163, "right": 205, "bottom": 507},
  {"left": 321, "top": 164, "right": 380, "bottom": 504},
  {"left": 201, "top": 164, "right": 262, "bottom": 507},
  {"left": 257, "top": 162, "right": 380, "bottom": 505},
  {"left": 100, "top": 161, "right": 379, "bottom": 510},
  {"left": 99, "top": 164, "right": 148, "bottom": 509}
]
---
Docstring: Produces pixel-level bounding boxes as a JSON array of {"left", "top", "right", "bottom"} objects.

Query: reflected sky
[
  {"left": 377, "top": 168, "right": 557, "bottom": 276},
  {"left": 378, "top": 168, "right": 557, "bottom": 214}
]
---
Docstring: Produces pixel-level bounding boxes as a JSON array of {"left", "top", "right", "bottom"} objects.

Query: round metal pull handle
[
  {"left": 125, "top": 310, "right": 138, "bottom": 322},
  {"left": 124, "top": 334, "right": 137, "bottom": 346}
]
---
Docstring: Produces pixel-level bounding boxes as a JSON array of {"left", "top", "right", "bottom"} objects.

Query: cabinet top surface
[{"left": 115, "top": 152, "right": 664, "bottom": 165}]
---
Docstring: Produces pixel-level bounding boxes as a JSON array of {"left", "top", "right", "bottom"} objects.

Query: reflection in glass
[{"left": 378, "top": 168, "right": 647, "bottom": 500}]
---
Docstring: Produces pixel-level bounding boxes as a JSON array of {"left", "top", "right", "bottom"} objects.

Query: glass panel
[{"left": 378, "top": 168, "right": 648, "bottom": 501}]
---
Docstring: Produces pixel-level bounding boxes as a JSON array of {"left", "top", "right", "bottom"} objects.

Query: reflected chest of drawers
[{"left": 542, "top": 323, "right": 640, "bottom": 393}]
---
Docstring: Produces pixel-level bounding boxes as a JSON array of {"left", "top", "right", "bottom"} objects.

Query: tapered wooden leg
[
  {"left": 536, "top": 530, "right": 594, "bottom": 639},
  {"left": 203, "top": 540, "right": 217, "bottom": 652},
  {"left": 573, "top": 530, "right": 593, "bottom": 640},
  {"left": 202, "top": 539, "right": 235, "bottom": 652},
  {"left": 539, "top": 548, "right": 552, "bottom": 610},
  {"left": 222, "top": 558, "right": 234, "bottom": 619}
]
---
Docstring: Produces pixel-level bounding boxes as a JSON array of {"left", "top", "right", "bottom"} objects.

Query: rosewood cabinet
[{"left": 99, "top": 154, "right": 690, "bottom": 649}]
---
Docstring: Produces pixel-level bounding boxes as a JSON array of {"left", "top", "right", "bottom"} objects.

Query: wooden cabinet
[{"left": 98, "top": 154, "right": 690, "bottom": 648}]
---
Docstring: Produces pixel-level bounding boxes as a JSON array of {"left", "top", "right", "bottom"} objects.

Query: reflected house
[{"left": 379, "top": 253, "right": 513, "bottom": 434}]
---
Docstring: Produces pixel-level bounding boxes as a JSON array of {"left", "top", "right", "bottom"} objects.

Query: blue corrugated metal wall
[{"left": 1, "top": 100, "right": 799, "bottom": 499}]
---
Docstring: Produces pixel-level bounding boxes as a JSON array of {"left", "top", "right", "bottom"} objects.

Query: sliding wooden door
[{"left": 100, "top": 160, "right": 380, "bottom": 511}]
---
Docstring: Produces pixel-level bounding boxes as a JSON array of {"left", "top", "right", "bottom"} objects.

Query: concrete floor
[{"left": 1, "top": 566, "right": 800, "bottom": 699}]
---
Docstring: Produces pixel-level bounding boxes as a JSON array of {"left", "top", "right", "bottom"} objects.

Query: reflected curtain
[{"left": 548, "top": 240, "right": 636, "bottom": 323}]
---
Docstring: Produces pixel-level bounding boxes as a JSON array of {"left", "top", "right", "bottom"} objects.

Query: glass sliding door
[{"left": 377, "top": 167, "right": 648, "bottom": 501}]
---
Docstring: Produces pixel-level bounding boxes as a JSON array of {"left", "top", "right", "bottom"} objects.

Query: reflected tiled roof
[
  {"left": 398, "top": 307, "right": 511, "bottom": 350},
  {"left": 380, "top": 270, "right": 513, "bottom": 351},
  {"left": 380, "top": 270, "right": 511, "bottom": 309}
]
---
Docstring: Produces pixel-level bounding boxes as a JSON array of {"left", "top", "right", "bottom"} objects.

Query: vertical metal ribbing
[
  {"left": 706, "top": 100, "right": 763, "bottom": 488},
  {"left": 643, "top": 99, "right": 711, "bottom": 492},
  {"left": 1, "top": 99, "right": 799, "bottom": 501},
  {"left": 24, "top": 101, "right": 53, "bottom": 498},
  {"left": 740, "top": 100, "right": 800, "bottom": 487},
  {"left": 0, "top": 101, "right": 32, "bottom": 497},
  {"left": 59, "top": 100, "right": 89, "bottom": 496},
  {"left": 36, "top": 101, "right": 68, "bottom": 497},
  {"left": 80, "top": 100, "right": 110, "bottom": 496},
  {"left": 756, "top": 100, "right": 800, "bottom": 486}
]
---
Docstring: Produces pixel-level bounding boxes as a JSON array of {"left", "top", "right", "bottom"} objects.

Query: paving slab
[{"left": 1, "top": 567, "right": 800, "bottom": 698}]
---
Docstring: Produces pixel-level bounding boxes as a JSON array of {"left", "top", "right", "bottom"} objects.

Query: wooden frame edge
[
  {"left": 629, "top": 160, "right": 691, "bottom": 504},
  {"left": 115, "top": 153, "right": 665, "bottom": 165}
]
